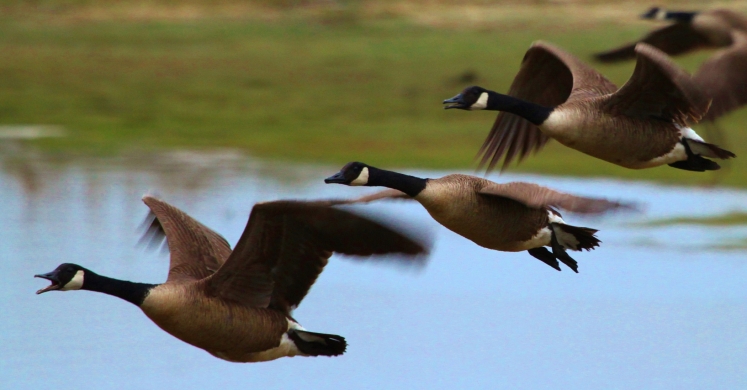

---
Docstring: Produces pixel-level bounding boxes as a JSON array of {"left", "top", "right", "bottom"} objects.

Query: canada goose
[
  {"left": 595, "top": 8, "right": 747, "bottom": 62},
  {"left": 692, "top": 30, "right": 747, "bottom": 123},
  {"left": 35, "top": 195, "right": 429, "bottom": 363},
  {"left": 325, "top": 162, "right": 630, "bottom": 273},
  {"left": 442, "top": 41, "right": 735, "bottom": 172},
  {"left": 596, "top": 9, "right": 747, "bottom": 156}
]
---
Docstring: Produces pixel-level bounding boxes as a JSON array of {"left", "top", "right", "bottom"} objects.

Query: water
[{"left": 2, "top": 151, "right": 747, "bottom": 389}]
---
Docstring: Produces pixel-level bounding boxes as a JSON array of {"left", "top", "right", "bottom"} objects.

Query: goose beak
[
  {"left": 34, "top": 271, "right": 62, "bottom": 294},
  {"left": 443, "top": 94, "right": 467, "bottom": 109},
  {"left": 324, "top": 172, "right": 348, "bottom": 184}
]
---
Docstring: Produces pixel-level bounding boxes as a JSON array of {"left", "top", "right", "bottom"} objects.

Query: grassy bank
[{"left": 2, "top": 1, "right": 747, "bottom": 186}]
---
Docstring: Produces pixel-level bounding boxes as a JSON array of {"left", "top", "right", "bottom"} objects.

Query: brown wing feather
[
  {"left": 707, "top": 9, "right": 747, "bottom": 32},
  {"left": 478, "top": 42, "right": 617, "bottom": 172},
  {"left": 595, "top": 24, "right": 711, "bottom": 62},
  {"left": 694, "top": 32, "right": 747, "bottom": 121},
  {"left": 603, "top": 43, "right": 711, "bottom": 125},
  {"left": 344, "top": 189, "right": 413, "bottom": 204},
  {"left": 297, "top": 190, "right": 412, "bottom": 207},
  {"left": 478, "top": 182, "right": 631, "bottom": 214},
  {"left": 205, "top": 201, "right": 430, "bottom": 313},
  {"left": 140, "top": 195, "right": 232, "bottom": 283}
]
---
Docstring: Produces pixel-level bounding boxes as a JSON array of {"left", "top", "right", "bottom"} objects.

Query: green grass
[
  {"left": 711, "top": 238, "right": 747, "bottom": 251},
  {"left": 2, "top": 7, "right": 746, "bottom": 186},
  {"left": 641, "top": 212, "right": 747, "bottom": 227}
]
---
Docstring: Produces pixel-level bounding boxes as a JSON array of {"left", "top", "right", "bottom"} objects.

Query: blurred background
[{"left": 2, "top": 1, "right": 747, "bottom": 389}]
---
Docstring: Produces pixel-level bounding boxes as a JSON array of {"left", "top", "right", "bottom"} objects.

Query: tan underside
[
  {"left": 415, "top": 176, "right": 549, "bottom": 252},
  {"left": 540, "top": 106, "right": 684, "bottom": 169},
  {"left": 140, "top": 283, "right": 298, "bottom": 362}
]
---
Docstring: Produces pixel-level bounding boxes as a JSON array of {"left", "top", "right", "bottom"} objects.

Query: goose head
[
  {"left": 443, "top": 86, "right": 491, "bottom": 110},
  {"left": 35, "top": 263, "right": 87, "bottom": 294},
  {"left": 641, "top": 7, "right": 667, "bottom": 21},
  {"left": 324, "top": 162, "right": 371, "bottom": 186}
]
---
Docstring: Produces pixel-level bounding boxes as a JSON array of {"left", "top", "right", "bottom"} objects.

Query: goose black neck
[
  {"left": 83, "top": 272, "right": 157, "bottom": 306},
  {"left": 666, "top": 11, "right": 697, "bottom": 23},
  {"left": 367, "top": 167, "right": 427, "bottom": 197},
  {"left": 484, "top": 91, "right": 553, "bottom": 125}
]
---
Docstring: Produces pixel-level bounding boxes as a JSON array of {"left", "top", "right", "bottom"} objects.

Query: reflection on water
[{"left": 2, "top": 146, "right": 747, "bottom": 389}]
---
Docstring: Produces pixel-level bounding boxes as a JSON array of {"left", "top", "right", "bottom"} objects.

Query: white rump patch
[
  {"left": 643, "top": 126, "right": 702, "bottom": 167},
  {"left": 552, "top": 225, "right": 580, "bottom": 250},
  {"left": 350, "top": 167, "right": 369, "bottom": 186},
  {"left": 680, "top": 126, "right": 704, "bottom": 142},
  {"left": 60, "top": 270, "right": 84, "bottom": 291},
  {"left": 470, "top": 92, "right": 489, "bottom": 110},
  {"left": 679, "top": 126, "right": 727, "bottom": 158},
  {"left": 244, "top": 320, "right": 306, "bottom": 362},
  {"left": 515, "top": 211, "right": 565, "bottom": 251}
]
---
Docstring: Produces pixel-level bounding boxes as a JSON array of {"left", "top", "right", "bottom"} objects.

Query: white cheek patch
[
  {"left": 470, "top": 92, "right": 489, "bottom": 110},
  {"left": 60, "top": 270, "right": 84, "bottom": 291},
  {"left": 350, "top": 167, "right": 369, "bottom": 186},
  {"left": 656, "top": 9, "right": 667, "bottom": 20}
]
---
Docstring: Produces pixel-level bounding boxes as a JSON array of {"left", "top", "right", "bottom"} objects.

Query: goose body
[
  {"left": 595, "top": 8, "right": 747, "bottom": 62},
  {"left": 541, "top": 105, "right": 693, "bottom": 169},
  {"left": 140, "top": 283, "right": 296, "bottom": 362},
  {"left": 443, "top": 41, "right": 735, "bottom": 172},
  {"left": 415, "top": 175, "right": 555, "bottom": 251},
  {"left": 690, "top": 30, "right": 747, "bottom": 123},
  {"left": 597, "top": 9, "right": 747, "bottom": 145},
  {"left": 326, "top": 162, "right": 630, "bottom": 272},
  {"left": 35, "top": 196, "right": 429, "bottom": 362}
]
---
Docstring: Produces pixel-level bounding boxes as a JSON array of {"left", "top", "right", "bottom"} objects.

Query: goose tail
[
  {"left": 684, "top": 139, "right": 735, "bottom": 160},
  {"left": 550, "top": 223, "right": 600, "bottom": 252},
  {"left": 288, "top": 329, "right": 347, "bottom": 357},
  {"left": 668, "top": 138, "right": 735, "bottom": 172},
  {"left": 527, "top": 223, "right": 601, "bottom": 274}
]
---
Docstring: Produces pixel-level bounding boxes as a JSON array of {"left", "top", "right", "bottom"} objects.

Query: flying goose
[
  {"left": 597, "top": 9, "right": 747, "bottom": 151},
  {"left": 692, "top": 30, "right": 747, "bottom": 124},
  {"left": 595, "top": 7, "right": 747, "bottom": 62},
  {"left": 35, "top": 195, "right": 429, "bottom": 363},
  {"left": 325, "top": 162, "right": 630, "bottom": 273},
  {"left": 442, "top": 41, "right": 735, "bottom": 172}
]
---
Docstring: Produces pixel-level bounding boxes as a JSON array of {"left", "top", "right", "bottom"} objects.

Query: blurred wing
[
  {"left": 478, "top": 182, "right": 630, "bottom": 214},
  {"left": 694, "top": 33, "right": 747, "bottom": 121},
  {"left": 603, "top": 43, "right": 711, "bottom": 126},
  {"left": 343, "top": 189, "right": 413, "bottom": 204},
  {"left": 595, "top": 24, "right": 711, "bottom": 62},
  {"left": 140, "top": 195, "right": 232, "bottom": 283},
  {"left": 205, "top": 201, "right": 430, "bottom": 313},
  {"left": 478, "top": 41, "right": 617, "bottom": 172}
]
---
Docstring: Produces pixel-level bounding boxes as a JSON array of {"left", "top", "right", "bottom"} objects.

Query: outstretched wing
[
  {"left": 140, "top": 195, "right": 232, "bottom": 283},
  {"left": 478, "top": 41, "right": 617, "bottom": 172},
  {"left": 595, "top": 24, "right": 711, "bottom": 62},
  {"left": 693, "top": 32, "right": 747, "bottom": 121},
  {"left": 204, "top": 200, "right": 430, "bottom": 313},
  {"left": 341, "top": 189, "right": 413, "bottom": 204},
  {"left": 478, "top": 182, "right": 631, "bottom": 214},
  {"left": 603, "top": 43, "right": 711, "bottom": 125}
]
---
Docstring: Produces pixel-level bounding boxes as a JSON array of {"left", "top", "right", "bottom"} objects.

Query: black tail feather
[
  {"left": 550, "top": 223, "right": 600, "bottom": 251},
  {"left": 550, "top": 232, "right": 579, "bottom": 273},
  {"left": 527, "top": 247, "right": 561, "bottom": 271},
  {"left": 288, "top": 329, "right": 347, "bottom": 357},
  {"left": 532, "top": 222, "right": 602, "bottom": 273},
  {"left": 668, "top": 158, "right": 720, "bottom": 172},
  {"left": 685, "top": 138, "right": 735, "bottom": 160},
  {"left": 668, "top": 138, "right": 733, "bottom": 172}
]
